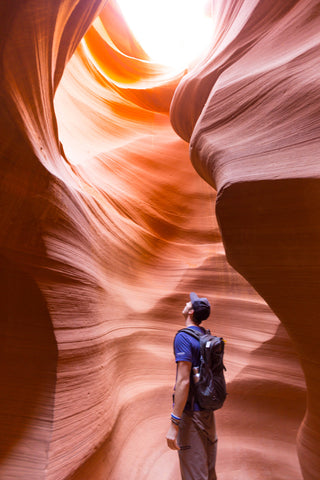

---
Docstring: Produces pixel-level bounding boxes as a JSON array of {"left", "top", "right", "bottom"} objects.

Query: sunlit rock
[
  {"left": 171, "top": 1, "right": 320, "bottom": 478},
  {"left": 0, "top": 0, "right": 317, "bottom": 479}
]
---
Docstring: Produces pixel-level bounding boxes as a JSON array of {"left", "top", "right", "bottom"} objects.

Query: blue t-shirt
[{"left": 174, "top": 325, "right": 205, "bottom": 411}]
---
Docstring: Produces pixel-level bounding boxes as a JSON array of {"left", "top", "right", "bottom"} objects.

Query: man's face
[{"left": 182, "top": 301, "right": 192, "bottom": 317}]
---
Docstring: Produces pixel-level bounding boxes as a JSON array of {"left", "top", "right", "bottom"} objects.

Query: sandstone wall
[{"left": 0, "top": 1, "right": 316, "bottom": 479}]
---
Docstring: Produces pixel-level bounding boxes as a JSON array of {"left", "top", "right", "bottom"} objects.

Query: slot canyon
[{"left": 0, "top": 1, "right": 319, "bottom": 479}]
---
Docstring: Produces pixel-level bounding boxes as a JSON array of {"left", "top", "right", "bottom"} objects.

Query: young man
[{"left": 166, "top": 292, "right": 218, "bottom": 480}]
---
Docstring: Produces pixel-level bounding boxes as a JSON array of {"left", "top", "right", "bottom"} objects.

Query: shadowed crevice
[{"left": 0, "top": 255, "right": 57, "bottom": 479}]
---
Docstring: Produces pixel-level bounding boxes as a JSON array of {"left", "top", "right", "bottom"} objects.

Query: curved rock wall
[
  {"left": 0, "top": 0, "right": 314, "bottom": 479},
  {"left": 171, "top": 0, "right": 320, "bottom": 478}
]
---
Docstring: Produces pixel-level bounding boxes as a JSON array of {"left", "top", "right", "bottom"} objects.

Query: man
[{"left": 166, "top": 292, "right": 218, "bottom": 480}]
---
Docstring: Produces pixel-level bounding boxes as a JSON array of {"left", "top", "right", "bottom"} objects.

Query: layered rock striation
[
  {"left": 0, "top": 0, "right": 316, "bottom": 479},
  {"left": 171, "top": 1, "right": 320, "bottom": 478}
]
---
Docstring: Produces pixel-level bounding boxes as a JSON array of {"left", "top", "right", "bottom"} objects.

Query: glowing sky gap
[{"left": 116, "top": 0, "right": 215, "bottom": 70}]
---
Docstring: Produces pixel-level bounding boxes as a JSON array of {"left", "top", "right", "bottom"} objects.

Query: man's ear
[{"left": 189, "top": 309, "right": 194, "bottom": 317}]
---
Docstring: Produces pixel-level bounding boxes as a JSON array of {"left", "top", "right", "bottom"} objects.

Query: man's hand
[{"left": 166, "top": 422, "right": 180, "bottom": 450}]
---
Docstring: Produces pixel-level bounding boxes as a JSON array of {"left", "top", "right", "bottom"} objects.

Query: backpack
[{"left": 177, "top": 328, "right": 227, "bottom": 411}]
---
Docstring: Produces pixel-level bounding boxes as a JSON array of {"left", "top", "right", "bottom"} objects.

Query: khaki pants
[{"left": 177, "top": 410, "right": 217, "bottom": 480}]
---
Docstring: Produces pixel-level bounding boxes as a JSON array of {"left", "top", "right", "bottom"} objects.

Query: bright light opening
[{"left": 116, "top": 0, "right": 214, "bottom": 70}]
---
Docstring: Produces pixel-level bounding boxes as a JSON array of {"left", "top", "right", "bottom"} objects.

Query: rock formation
[
  {"left": 0, "top": 0, "right": 317, "bottom": 479},
  {"left": 171, "top": 1, "right": 320, "bottom": 478}
]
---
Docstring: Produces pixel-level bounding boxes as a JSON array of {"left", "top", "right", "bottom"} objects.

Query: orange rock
[{"left": 0, "top": 0, "right": 317, "bottom": 479}]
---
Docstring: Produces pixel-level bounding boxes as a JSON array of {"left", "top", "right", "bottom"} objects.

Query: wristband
[
  {"left": 171, "top": 413, "right": 181, "bottom": 426},
  {"left": 171, "top": 417, "right": 180, "bottom": 426},
  {"left": 171, "top": 413, "right": 181, "bottom": 421}
]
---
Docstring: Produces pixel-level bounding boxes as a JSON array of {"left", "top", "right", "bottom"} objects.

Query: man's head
[{"left": 182, "top": 292, "right": 211, "bottom": 325}]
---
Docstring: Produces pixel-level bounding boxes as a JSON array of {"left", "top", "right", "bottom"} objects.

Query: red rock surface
[{"left": 0, "top": 1, "right": 317, "bottom": 479}]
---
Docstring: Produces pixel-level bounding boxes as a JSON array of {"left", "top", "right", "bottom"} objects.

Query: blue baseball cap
[{"left": 190, "top": 292, "right": 211, "bottom": 322}]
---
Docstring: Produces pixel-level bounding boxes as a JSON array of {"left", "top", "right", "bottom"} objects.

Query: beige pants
[{"left": 177, "top": 410, "right": 218, "bottom": 480}]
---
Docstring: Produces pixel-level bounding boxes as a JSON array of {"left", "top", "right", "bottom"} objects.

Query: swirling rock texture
[
  {"left": 171, "top": 1, "right": 320, "bottom": 478},
  {"left": 0, "top": 1, "right": 317, "bottom": 479}
]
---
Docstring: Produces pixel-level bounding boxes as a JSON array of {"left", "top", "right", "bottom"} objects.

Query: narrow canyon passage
[{"left": 0, "top": 1, "right": 319, "bottom": 479}]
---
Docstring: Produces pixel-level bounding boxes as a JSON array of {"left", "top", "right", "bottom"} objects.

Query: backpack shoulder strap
[
  {"left": 177, "top": 328, "right": 201, "bottom": 340},
  {"left": 173, "top": 328, "right": 212, "bottom": 355},
  {"left": 176, "top": 327, "right": 211, "bottom": 340},
  {"left": 173, "top": 328, "right": 200, "bottom": 354}
]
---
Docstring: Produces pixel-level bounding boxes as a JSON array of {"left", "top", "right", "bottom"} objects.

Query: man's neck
[{"left": 185, "top": 317, "right": 199, "bottom": 328}]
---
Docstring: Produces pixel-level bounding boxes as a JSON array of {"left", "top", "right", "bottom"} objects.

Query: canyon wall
[
  {"left": 0, "top": 0, "right": 317, "bottom": 479},
  {"left": 171, "top": 1, "right": 320, "bottom": 478}
]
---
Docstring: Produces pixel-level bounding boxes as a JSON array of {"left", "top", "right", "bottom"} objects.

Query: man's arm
[{"left": 166, "top": 361, "right": 191, "bottom": 450}]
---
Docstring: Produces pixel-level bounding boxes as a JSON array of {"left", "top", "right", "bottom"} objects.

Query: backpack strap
[
  {"left": 173, "top": 327, "right": 206, "bottom": 353},
  {"left": 176, "top": 327, "right": 210, "bottom": 340},
  {"left": 173, "top": 328, "right": 208, "bottom": 410}
]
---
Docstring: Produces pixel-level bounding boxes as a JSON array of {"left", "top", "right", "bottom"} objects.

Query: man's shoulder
[
  {"left": 174, "top": 329, "right": 192, "bottom": 344},
  {"left": 175, "top": 327, "right": 205, "bottom": 337},
  {"left": 175, "top": 329, "right": 190, "bottom": 340},
  {"left": 174, "top": 330, "right": 194, "bottom": 360},
  {"left": 175, "top": 328, "right": 196, "bottom": 339},
  {"left": 174, "top": 327, "right": 203, "bottom": 347}
]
